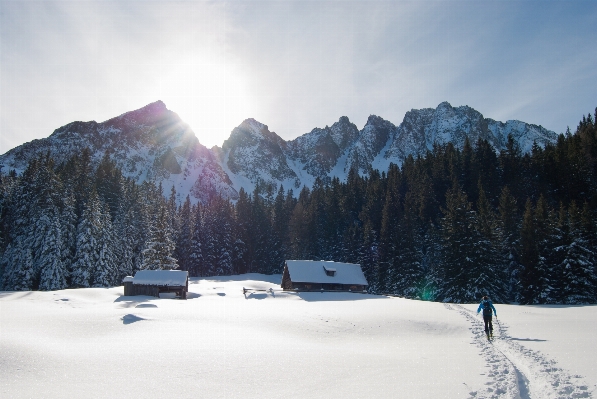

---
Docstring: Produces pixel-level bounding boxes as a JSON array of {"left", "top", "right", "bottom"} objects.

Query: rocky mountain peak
[
  {"left": 328, "top": 116, "right": 360, "bottom": 151},
  {"left": 0, "top": 100, "right": 558, "bottom": 204},
  {"left": 105, "top": 100, "right": 170, "bottom": 126}
]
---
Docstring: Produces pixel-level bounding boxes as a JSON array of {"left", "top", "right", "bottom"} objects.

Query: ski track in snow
[{"left": 444, "top": 303, "right": 593, "bottom": 399}]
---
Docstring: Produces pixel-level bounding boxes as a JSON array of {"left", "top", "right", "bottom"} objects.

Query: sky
[{"left": 1, "top": 1, "right": 596, "bottom": 153}]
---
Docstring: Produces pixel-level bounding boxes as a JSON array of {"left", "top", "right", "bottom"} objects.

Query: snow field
[{"left": 1, "top": 274, "right": 595, "bottom": 399}]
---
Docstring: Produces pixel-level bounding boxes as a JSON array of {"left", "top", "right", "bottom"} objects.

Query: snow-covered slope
[
  {"left": 1, "top": 274, "right": 594, "bottom": 398},
  {"left": 0, "top": 101, "right": 557, "bottom": 202}
]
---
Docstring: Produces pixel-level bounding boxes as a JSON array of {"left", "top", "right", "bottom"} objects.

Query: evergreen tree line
[{"left": 1, "top": 109, "right": 596, "bottom": 304}]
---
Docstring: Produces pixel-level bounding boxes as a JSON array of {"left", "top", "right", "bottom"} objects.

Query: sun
[{"left": 160, "top": 57, "right": 252, "bottom": 149}]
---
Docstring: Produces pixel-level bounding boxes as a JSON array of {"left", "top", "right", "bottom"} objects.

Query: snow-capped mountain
[
  {"left": 0, "top": 101, "right": 237, "bottom": 202},
  {"left": 382, "top": 101, "right": 556, "bottom": 169},
  {"left": 0, "top": 101, "right": 557, "bottom": 202}
]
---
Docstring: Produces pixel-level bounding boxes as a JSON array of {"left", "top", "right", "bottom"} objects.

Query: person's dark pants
[{"left": 483, "top": 314, "right": 493, "bottom": 335}]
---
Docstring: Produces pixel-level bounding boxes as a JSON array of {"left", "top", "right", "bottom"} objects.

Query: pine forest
[{"left": 1, "top": 109, "right": 597, "bottom": 304}]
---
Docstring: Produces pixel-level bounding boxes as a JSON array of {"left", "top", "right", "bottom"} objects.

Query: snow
[
  {"left": 1, "top": 274, "right": 595, "bottom": 398},
  {"left": 132, "top": 270, "right": 188, "bottom": 286},
  {"left": 285, "top": 260, "right": 368, "bottom": 286}
]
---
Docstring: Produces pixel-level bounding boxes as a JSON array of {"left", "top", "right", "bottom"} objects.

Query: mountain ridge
[{"left": 0, "top": 101, "right": 558, "bottom": 203}]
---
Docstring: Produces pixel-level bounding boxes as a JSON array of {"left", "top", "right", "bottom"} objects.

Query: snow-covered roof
[
  {"left": 133, "top": 270, "right": 188, "bottom": 286},
  {"left": 122, "top": 276, "right": 134, "bottom": 283},
  {"left": 285, "top": 260, "right": 368, "bottom": 286}
]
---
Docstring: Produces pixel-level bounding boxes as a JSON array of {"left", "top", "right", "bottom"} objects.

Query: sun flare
[{"left": 161, "top": 57, "right": 252, "bottom": 148}]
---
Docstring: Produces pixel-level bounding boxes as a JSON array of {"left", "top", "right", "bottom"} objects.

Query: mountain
[
  {"left": 0, "top": 101, "right": 237, "bottom": 202},
  {"left": 0, "top": 101, "right": 557, "bottom": 202}
]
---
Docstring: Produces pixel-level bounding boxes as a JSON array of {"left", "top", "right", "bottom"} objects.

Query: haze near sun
[{"left": 159, "top": 56, "right": 252, "bottom": 149}]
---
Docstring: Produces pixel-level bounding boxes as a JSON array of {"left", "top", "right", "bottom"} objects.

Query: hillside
[{"left": 1, "top": 274, "right": 594, "bottom": 399}]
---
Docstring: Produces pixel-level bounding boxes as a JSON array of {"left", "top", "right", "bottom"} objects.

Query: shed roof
[
  {"left": 133, "top": 270, "right": 188, "bottom": 286},
  {"left": 285, "top": 260, "right": 368, "bottom": 286}
]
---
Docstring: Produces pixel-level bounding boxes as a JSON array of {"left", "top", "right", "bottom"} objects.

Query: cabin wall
[{"left": 284, "top": 282, "right": 367, "bottom": 292}]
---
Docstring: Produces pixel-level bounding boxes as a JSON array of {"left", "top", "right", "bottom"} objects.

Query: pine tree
[
  {"left": 92, "top": 203, "right": 117, "bottom": 287},
  {"left": 35, "top": 212, "right": 67, "bottom": 291},
  {"left": 32, "top": 154, "right": 68, "bottom": 291},
  {"left": 534, "top": 195, "right": 557, "bottom": 303},
  {"left": 393, "top": 193, "right": 425, "bottom": 298},
  {"left": 559, "top": 202, "right": 595, "bottom": 303},
  {"left": 498, "top": 186, "right": 520, "bottom": 301},
  {"left": 473, "top": 181, "right": 507, "bottom": 302},
  {"left": 1, "top": 239, "right": 34, "bottom": 291},
  {"left": 202, "top": 196, "right": 233, "bottom": 276},
  {"left": 71, "top": 189, "right": 103, "bottom": 288},
  {"left": 437, "top": 178, "right": 492, "bottom": 303},
  {"left": 174, "top": 195, "right": 194, "bottom": 273},
  {"left": 95, "top": 152, "right": 123, "bottom": 219},
  {"left": 233, "top": 188, "right": 252, "bottom": 274},
  {"left": 519, "top": 198, "right": 542, "bottom": 304},
  {"left": 189, "top": 204, "right": 204, "bottom": 276},
  {"left": 141, "top": 204, "right": 178, "bottom": 271},
  {"left": 60, "top": 192, "right": 77, "bottom": 284}
]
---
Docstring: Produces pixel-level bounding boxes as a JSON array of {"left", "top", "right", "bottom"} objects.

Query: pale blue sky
[{"left": 1, "top": 0, "right": 596, "bottom": 152}]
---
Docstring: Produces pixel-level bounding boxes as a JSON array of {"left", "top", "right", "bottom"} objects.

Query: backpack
[{"left": 482, "top": 300, "right": 492, "bottom": 316}]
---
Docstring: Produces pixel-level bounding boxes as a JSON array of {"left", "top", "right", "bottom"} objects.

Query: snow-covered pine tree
[
  {"left": 437, "top": 178, "right": 489, "bottom": 303},
  {"left": 379, "top": 167, "right": 401, "bottom": 294},
  {"left": 559, "top": 202, "right": 595, "bottom": 304},
  {"left": 250, "top": 185, "right": 275, "bottom": 274},
  {"left": 393, "top": 193, "right": 425, "bottom": 298},
  {"left": 214, "top": 197, "right": 234, "bottom": 276},
  {"left": 498, "top": 186, "right": 521, "bottom": 302},
  {"left": 519, "top": 198, "right": 544, "bottom": 304},
  {"left": 202, "top": 195, "right": 233, "bottom": 276},
  {"left": 189, "top": 204, "right": 204, "bottom": 276},
  {"left": 268, "top": 185, "right": 290, "bottom": 274},
  {"left": 141, "top": 204, "right": 178, "bottom": 271},
  {"left": 32, "top": 154, "right": 67, "bottom": 291},
  {"left": 91, "top": 202, "right": 117, "bottom": 287},
  {"left": 60, "top": 192, "right": 77, "bottom": 284},
  {"left": 174, "top": 195, "right": 194, "bottom": 273},
  {"left": 1, "top": 239, "right": 34, "bottom": 290},
  {"left": 288, "top": 189, "right": 312, "bottom": 261},
  {"left": 472, "top": 181, "right": 507, "bottom": 302},
  {"left": 534, "top": 195, "right": 558, "bottom": 303},
  {"left": 233, "top": 188, "right": 252, "bottom": 274},
  {"left": 35, "top": 211, "right": 67, "bottom": 291},
  {"left": 94, "top": 152, "right": 123, "bottom": 219},
  {"left": 70, "top": 190, "right": 101, "bottom": 288}
]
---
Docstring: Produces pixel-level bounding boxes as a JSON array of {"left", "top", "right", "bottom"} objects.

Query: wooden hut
[
  {"left": 122, "top": 270, "right": 189, "bottom": 299},
  {"left": 281, "top": 260, "right": 368, "bottom": 292}
]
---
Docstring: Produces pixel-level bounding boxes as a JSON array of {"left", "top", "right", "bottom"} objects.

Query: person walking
[{"left": 477, "top": 295, "right": 497, "bottom": 339}]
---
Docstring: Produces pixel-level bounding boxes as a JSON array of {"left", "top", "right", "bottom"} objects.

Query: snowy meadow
[{"left": 1, "top": 274, "right": 596, "bottom": 399}]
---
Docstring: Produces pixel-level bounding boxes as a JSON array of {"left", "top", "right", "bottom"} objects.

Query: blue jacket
[{"left": 477, "top": 299, "right": 497, "bottom": 317}]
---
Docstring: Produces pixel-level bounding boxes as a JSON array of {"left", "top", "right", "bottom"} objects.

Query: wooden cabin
[
  {"left": 281, "top": 260, "right": 368, "bottom": 292},
  {"left": 123, "top": 270, "right": 189, "bottom": 299}
]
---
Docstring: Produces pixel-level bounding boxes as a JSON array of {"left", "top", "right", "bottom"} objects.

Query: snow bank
[{"left": 1, "top": 274, "right": 594, "bottom": 399}]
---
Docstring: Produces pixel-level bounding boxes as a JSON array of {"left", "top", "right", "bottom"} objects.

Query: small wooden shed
[
  {"left": 123, "top": 270, "right": 189, "bottom": 299},
  {"left": 281, "top": 260, "right": 368, "bottom": 292}
]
